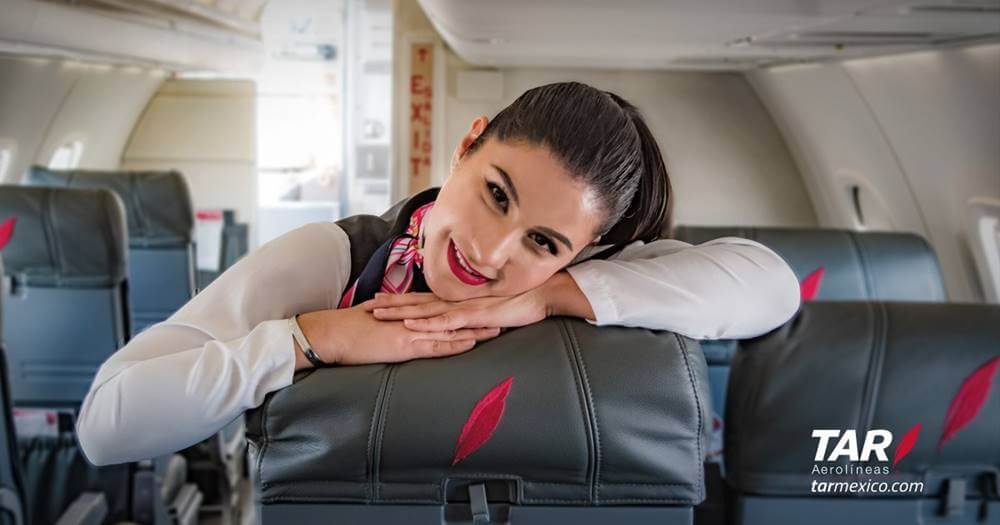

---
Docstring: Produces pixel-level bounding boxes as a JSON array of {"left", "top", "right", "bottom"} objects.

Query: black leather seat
[
  {"left": 672, "top": 226, "right": 948, "bottom": 426},
  {"left": 725, "top": 301, "right": 1000, "bottom": 524},
  {"left": 248, "top": 318, "right": 711, "bottom": 524},
  {"left": 25, "top": 167, "right": 196, "bottom": 336}
]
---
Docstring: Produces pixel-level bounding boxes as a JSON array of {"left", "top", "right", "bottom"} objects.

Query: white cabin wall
[
  {"left": 121, "top": 79, "right": 258, "bottom": 245},
  {"left": 443, "top": 66, "right": 818, "bottom": 228},
  {"left": 750, "top": 43, "right": 1000, "bottom": 302},
  {"left": 0, "top": 56, "right": 162, "bottom": 181},
  {"left": 392, "top": 0, "right": 817, "bottom": 228}
]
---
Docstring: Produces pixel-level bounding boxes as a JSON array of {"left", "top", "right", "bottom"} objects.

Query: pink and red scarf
[{"left": 338, "top": 202, "right": 435, "bottom": 309}]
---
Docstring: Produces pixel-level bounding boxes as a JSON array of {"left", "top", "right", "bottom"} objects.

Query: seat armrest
[{"left": 53, "top": 492, "right": 107, "bottom": 525}]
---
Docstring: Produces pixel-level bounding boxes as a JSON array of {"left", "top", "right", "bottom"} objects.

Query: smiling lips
[{"left": 447, "top": 238, "right": 491, "bottom": 286}]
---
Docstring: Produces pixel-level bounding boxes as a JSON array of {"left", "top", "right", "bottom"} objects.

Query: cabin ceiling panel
[{"left": 418, "top": 0, "right": 1000, "bottom": 70}]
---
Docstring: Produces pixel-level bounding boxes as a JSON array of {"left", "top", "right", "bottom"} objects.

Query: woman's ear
[{"left": 450, "top": 116, "right": 490, "bottom": 171}]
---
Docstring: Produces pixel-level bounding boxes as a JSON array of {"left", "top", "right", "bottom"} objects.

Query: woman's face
[{"left": 421, "top": 117, "right": 604, "bottom": 301}]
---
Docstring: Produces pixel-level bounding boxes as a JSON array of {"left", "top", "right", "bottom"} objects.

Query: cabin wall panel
[
  {"left": 750, "top": 43, "right": 1000, "bottom": 302},
  {"left": 442, "top": 66, "right": 818, "bottom": 229},
  {"left": 0, "top": 56, "right": 162, "bottom": 182},
  {"left": 121, "top": 79, "right": 258, "bottom": 245}
]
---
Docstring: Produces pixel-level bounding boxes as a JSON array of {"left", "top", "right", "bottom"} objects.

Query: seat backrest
[
  {"left": 725, "top": 301, "right": 1000, "bottom": 524},
  {"left": 248, "top": 319, "right": 711, "bottom": 513},
  {"left": 673, "top": 226, "right": 947, "bottom": 302},
  {"left": 0, "top": 259, "right": 26, "bottom": 525},
  {"left": 26, "top": 167, "right": 195, "bottom": 334},
  {"left": 0, "top": 186, "right": 128, "bottom": 407}
]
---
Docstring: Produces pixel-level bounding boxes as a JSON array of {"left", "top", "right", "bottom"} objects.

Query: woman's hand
[
  {"left": 362, "top": 271, "right": 596, "bottom": 332},
  {"left": 294, "top": 306, "right": 500, "bottom": 370},
  {"left": 364, "top": 291, "right": 547, "bottom": 332}
]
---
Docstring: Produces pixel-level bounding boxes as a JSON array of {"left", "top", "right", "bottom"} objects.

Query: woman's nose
[{"left": 468, "top": 229, "right": 518, "bottom": 276}]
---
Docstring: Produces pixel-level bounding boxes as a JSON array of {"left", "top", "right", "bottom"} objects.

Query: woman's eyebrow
[
  {"left": 491, "top": 164, "right": 520, "bottom": 206},
  {"left": 535, "top": 226, "right": 573, "bottom": 251}
]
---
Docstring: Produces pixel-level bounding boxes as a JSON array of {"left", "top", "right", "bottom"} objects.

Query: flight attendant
[{"left": 77, "top": 82, "right": 800, "bottom": 465}]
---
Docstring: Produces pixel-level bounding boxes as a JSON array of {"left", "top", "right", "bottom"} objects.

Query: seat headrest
[
  {"left": 247, "top": 319, "right": 711, "bottom": 506},
  {"left": 673, "top": 226, "right": 946, "bottom": 302},
  {"left": 0, "top": 186, "right": 127, "bottom": 287},
  {"left": 26, "top": 166, "right": 193, "bottom": 248},
  {"left": 725, "top": 302, "right": 1000, "bottom": 498}
]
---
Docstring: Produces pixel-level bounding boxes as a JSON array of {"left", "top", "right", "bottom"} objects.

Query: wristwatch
[{"left": 289, "top": 315, "right": 327, "bottom": 367}]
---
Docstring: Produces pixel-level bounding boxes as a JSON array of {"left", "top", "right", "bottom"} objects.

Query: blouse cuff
[{"left": 565, "top": 262, "right": 620, "bottom": 326}]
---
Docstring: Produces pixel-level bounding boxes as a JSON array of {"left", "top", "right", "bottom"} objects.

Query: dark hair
[{"left": 466, "top": 81, "right": 673, "bottom": 254}]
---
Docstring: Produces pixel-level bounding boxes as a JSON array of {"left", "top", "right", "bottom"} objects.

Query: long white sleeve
[
  {"left": 76, "top": 222, "right": 352, "bottom": 466},
  {"left": 565, "top": 237, "right": 801, "bottom": 339}
]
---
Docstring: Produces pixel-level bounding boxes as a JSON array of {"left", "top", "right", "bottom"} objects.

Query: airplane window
[
  {"left": 968, "top": 197, "right": 1000, "bottom": 304},
  {"left": 0, "top": 142, "right": 13, "bottom": 180},
  {"left": 49, "top": 139, "right": 84, "bottom": 170}
]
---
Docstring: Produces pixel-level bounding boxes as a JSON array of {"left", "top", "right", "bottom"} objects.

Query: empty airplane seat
[
  {"left": 0, "top": 186, "right": 128, "bottom": 406},
  {"left": 0, "top": 257, "right": 27, "bottom": 525},
  {"left": 0, "top": 258, "right": 110, "bottom": 525},
  {"left": 672, "top": 226, "right": 948, "bottom": 421},
  {"left": 247, "top": 318, "right": 711, "bottom": 525},
  {"left": 672, "top": 226, "right": 946, "bottom": 302},
  {"left": 26, "top": 166, "right": 196, "bottom": 335},
  {"left": 726, "top": 301, "right": 1000, "bottom": 524}
]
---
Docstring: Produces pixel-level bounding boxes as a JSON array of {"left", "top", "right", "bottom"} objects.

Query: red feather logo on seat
[
  {"left": 891, "top": 423, "right": 921, "bottom": 468},
  {"left": 452, "top": 376, "right": 514, "bottom": 466},
  {"left": 0, "top": 216, "right": 15, "bottom": 251},
  {"left": 800, "top": 267, "right": 825, "bottom": 301},
  {"left": 938, "top": 356, "right": 1000, "bottom": 451}
]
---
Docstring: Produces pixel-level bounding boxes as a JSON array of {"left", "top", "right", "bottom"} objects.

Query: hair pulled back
[{"left": 466, "top": 81, "right": 673, "bottom": 253}]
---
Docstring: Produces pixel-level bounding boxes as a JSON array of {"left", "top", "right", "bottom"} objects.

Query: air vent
[
  {"left": 909, "top": 4, "right": 1000, "bottom": 14},
  {"left": 671, "top": 56, "right": 782, "bottom": 68},
  {"left": 743, "top": 29, "right": 998, "bottom": 48}
]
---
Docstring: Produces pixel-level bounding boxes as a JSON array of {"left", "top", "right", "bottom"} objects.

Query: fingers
[
  {"left": 362, "top": 292, "right": 438, "bottom": 311},
  {"left": 403, "top": 310, "right": 483, "bottom": 332},
  {"left": 416, "top": 326, "right": 500, "bottom": 342},
  {"left": 410, "top": 338, "right": 476, "bottom": 357},
  {"left": 372, "top": 301, "right": 450, "bottom": 321}
]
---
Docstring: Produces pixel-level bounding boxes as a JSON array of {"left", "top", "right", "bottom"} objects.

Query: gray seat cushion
[
  {"left": 26, "top": 167, "right": 193, "bottom": 248},
  {"left": 726, "top": 301, "right": 1000, "bottom": 497},
  {"left": 248, "top": 318, "right": 711, "bottom": 507},
  {"left": 0, "top": 186, "right": 127, "bottom": 288}
]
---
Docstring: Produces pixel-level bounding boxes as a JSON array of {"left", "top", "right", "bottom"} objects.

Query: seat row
[
  {"left": 244, "top": 225, "right": 998, "bottom": 524},
  {"left": 0, "top": 169, "right": 247, "bottom": 524}
]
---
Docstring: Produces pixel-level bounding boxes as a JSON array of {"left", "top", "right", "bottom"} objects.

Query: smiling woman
[{"left": 75, "top": 81, "right": 800, "bottom": 466}]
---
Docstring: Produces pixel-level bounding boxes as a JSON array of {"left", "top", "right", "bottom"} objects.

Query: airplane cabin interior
[{"left": 0, "top": 0, "right": 998, "bottom": 524}]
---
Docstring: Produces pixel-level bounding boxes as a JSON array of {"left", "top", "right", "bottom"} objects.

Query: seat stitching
[
  {"left": 674, "top": 333, "right": 705, "bottom": 501},
  {"left": 565, "top": 322, "right": 601, "bottom": 503}
]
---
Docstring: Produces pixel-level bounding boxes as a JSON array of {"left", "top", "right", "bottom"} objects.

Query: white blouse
[{"left": 76, "top": 221, "right": 800, "bottom": 465}]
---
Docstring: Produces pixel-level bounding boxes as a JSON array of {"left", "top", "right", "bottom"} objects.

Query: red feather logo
[
  {"left": 891, "top": 423, "right": 921, "bottom": 468},
  {"left": 0, "top": 216, "right": 15, "bottom": 251},
  {"left": 800, "top": 267, "right": 825, "bottom": 301},
  {"left": 939, "top": 356, "right": 1000, "bottom": 451},
  {"left": 451, "top": 376, "right": 514, "bottom": 466}
]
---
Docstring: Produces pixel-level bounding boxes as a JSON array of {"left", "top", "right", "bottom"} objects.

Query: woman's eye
[
  {"left": 487, "top": 182, "right": 509, "bottom": 211},
  {"left": 530, "top": 233, "right": 558, "bottom": 255}
]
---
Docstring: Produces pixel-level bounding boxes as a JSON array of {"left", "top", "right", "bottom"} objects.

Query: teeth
[{"left": 453, "top": 242, "right": 482, "bottom": 277}]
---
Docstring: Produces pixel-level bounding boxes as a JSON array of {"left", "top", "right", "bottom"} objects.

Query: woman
[{"left": 77, "top": 82, "right": 800, "bottom": 466}]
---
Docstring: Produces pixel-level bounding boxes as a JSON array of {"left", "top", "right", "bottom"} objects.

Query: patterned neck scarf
[{"left": 338, "top": 202, "right": 435, "bottom": 309}]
